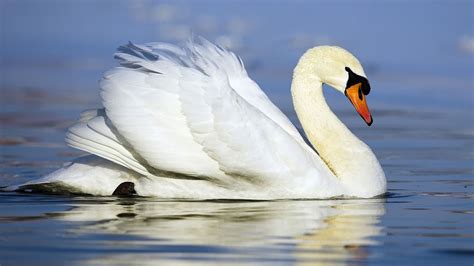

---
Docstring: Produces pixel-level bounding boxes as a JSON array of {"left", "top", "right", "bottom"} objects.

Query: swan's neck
[{"left": 291, "top": 54, "right": 386, "bottom": 197}]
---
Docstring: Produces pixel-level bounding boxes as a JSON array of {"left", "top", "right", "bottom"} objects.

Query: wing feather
[
  {"left": 69, "top": 37, "right": 332, "bottom": 185},
  {"left": 65, "top": 110, "right": 149, "bottom": 176}
]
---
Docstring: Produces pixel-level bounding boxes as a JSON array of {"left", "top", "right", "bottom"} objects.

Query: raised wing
[{"left": 72, "top": 38, "right": 331, "bottom": 183}]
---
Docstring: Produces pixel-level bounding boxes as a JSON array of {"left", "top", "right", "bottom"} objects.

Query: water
[{"left": 1, "top": 1, "right": 473, "bottom": 265}]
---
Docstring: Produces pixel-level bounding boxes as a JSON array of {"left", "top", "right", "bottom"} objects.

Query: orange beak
[{"left": 345, "top": 83, "right": 373, "bottom": 126}]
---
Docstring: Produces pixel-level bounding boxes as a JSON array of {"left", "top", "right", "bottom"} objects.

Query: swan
[{"left": 10, "top": 37, "right": 386, "bottom": 199}]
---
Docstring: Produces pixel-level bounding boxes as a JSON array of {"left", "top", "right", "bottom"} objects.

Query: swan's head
[{"left": 299, "top": 46, "right": 373, "bottom": 126}]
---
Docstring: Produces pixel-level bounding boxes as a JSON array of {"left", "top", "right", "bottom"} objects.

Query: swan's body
[{"left": 11, "top": 38, "right": 386, "bottom": 199}]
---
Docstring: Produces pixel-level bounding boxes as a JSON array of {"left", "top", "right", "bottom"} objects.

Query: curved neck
[
  {"left": 291, "top": 70, "right": 360, "bottom": 178},
  {"left": 291, "top": 54, "right": 386, "bottom": 197}
]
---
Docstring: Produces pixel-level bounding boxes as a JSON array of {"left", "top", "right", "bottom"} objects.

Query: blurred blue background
[{"left": 1, "top": 0, "right": 473, "bottom": 111}]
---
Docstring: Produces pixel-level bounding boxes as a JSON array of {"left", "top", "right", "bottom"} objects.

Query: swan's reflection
[{"left": 59, "top": 198, "right": 385, "bottom": 265}]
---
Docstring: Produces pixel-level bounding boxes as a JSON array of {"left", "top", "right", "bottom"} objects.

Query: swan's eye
[{"left": 345, "top": 67, "right": 370, "bottom": 96}]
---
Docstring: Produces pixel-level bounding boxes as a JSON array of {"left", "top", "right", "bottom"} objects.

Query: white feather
[{"left": 100, "top": 38, "right": 329, "bottom": 185}]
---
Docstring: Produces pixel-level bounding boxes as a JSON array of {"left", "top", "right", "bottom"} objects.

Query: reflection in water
[{"left": 53, "top": 199, "right": 385, "bottom": 265}]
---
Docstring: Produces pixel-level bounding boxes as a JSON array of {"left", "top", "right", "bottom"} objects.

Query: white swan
[{"left": 11, "top": 38, "right": 386, "bottom": 199}]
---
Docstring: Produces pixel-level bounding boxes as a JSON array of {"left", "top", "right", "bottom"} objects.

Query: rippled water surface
[{"left": 1, "top": 1, "right": 473, "bottom": 265}]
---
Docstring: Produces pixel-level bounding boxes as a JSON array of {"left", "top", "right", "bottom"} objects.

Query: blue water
[{"left": 1, "top": 1, "right": 473, "bottom": 265}]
